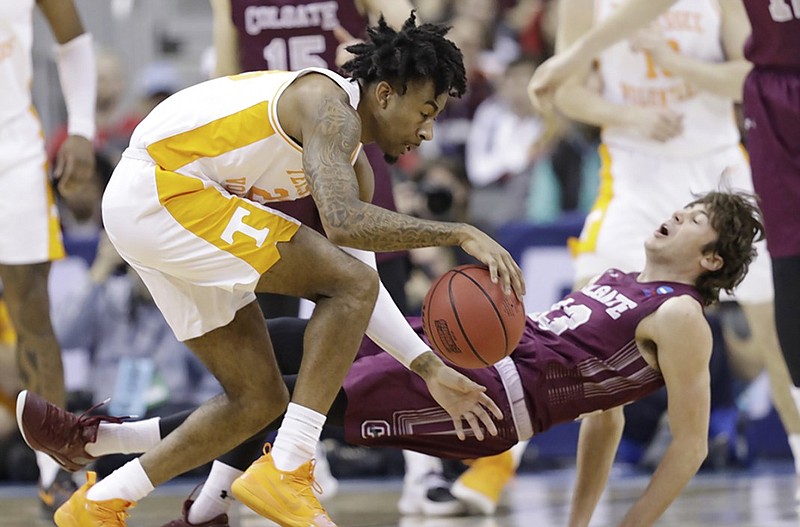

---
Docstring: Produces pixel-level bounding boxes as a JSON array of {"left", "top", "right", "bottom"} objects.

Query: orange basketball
[{"left": 422, "top": 264, "right": 526, "bottom": 369}]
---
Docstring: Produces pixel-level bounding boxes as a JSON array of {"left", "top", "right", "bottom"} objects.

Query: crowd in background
[{"left": 0, "top": 0, "right": 780, "bottom": 483}]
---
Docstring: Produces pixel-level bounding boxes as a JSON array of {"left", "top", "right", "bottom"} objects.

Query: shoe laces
[
  {"left": 260, "top": 444, "right": 324, "bottom": 500},
  {"left": 42, "top": 399, "right": 125, "bottom": 446}
]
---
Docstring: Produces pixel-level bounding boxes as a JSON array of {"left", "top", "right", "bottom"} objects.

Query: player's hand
[
  {"left": 333, "top": 26, "right": 362, "bottom": 68},
  {"left": 55, "top": 135, "right": 95, "bottom": 217},
  {"left": 459, "top": 225, "right": 525, "bottom": 299},
  {"left": 417, "top": 355, "right": 504, "bottom": 441},
  {"left": 630, "top": 107, "right": 684, "bottom": 142},
  {"left": 528, "top": 46, "right": 593, "bottom": 114},
  {"left": 629, "top": 30, "right": 673, "bottom": 66}
]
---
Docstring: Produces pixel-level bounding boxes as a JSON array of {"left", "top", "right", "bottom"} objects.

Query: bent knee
[
  {"left": 230, "top": 383, "right": 290, "bottom": 430},
  {"left": 339, "top": 261, "right": 379, "bottom": 305}
]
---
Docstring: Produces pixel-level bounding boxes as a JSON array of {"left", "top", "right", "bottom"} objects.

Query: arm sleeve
[
  {"left": 339, "top": 246, "right": 432, "bottom": 368},
  {"left": 54, "top": 33, "right": 96, "bottom": 140}
]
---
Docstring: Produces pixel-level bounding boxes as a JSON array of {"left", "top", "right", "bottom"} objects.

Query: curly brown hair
[{"left": 688, "top": 191, "right": 765, "bottom": 306}]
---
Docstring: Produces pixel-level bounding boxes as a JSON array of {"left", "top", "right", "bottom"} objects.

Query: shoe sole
[{"left": 450, "top": 480, "right": 497, "bottom": 516}]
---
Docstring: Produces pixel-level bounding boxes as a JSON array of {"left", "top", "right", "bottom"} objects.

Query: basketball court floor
[{"left": 1, "top": 460, "right": 798, "bottom": 526}]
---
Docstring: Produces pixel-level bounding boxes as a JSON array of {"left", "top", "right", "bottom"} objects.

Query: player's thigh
[
  {"left": 256, "top": 226, "right": 379, "bottom": 301},
  {"left": 0, "top": 262, "right": 51, "bottom": 326}
]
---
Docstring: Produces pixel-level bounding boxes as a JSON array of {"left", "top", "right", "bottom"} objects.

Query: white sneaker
[{"left": 398, "top": 471, "right": 465, "bottom": 517}]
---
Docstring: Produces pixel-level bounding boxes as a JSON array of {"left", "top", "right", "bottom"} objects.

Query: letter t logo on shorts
[{"left": 221, "top": 207, "right": 270, "bottom": 247}]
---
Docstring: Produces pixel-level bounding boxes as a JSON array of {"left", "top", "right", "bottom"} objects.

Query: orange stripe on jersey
[
  {"left": 154, "top": 166, "right": 299, "bottom": 273},
  {"left": 147, "top": 100, "right": 274, "bottom": 171},
  {"left": 569, "top": 144, "right": 614, "bottom": 257}
]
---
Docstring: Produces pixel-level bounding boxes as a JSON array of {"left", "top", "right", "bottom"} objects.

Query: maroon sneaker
[
  {"left": 16, "top": 390, "right": 124, "bottom": 472},
  {"left": 161, "top": 497, "right": 230, "bottom": 527}
]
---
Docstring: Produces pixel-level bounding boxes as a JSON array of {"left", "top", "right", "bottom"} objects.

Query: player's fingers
[
  {"left": 480, "top": 392, "right": 504, "bottom": 420},
  {"left": 54, "top": 151, "right": 67, "bottom": 179},
  {"left": 453, "top": 416, "right": 466, "bottom": 441},
  {"left": 487, "top": 259, "right": 500, "bottom": 286},
  {"left": 58, "top": 156, "right": 77, "bottom": 195},
  {"left": 475, "top": 406, "right": 498, "bottom": 437},
  {"left": 504, "top": 253, "right": 526, "bottom": 297},
  {"left": 464, "top": 412, "right": 483, "bottom": 441}
]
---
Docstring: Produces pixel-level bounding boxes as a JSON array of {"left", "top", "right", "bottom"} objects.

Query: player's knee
[
  {"left": 340, "top": 261, "right": 379, "bottom": 310},
  {"left": 232, "top": 382, "right": 289, "bottom": 432}
]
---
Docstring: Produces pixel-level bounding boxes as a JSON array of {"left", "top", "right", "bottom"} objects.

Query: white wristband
[
  {"left": 55, "top": 33, "right": 96, "bottom": 141},
  {"left": 339, "top": 246, "right": 430, "bottom": 368}
]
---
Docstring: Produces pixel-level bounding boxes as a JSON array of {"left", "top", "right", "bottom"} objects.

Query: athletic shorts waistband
[{"left": 494, "top": 357, "right": 533, "bottom": 441}]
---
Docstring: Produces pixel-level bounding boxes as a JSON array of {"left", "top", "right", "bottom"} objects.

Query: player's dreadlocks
[{"left": 341, "top": 12, "right": 467, "bottom": 98}]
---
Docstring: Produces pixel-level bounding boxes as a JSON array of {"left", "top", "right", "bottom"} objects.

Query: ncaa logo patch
[{"left": 656, "top": 286, "right": 674, "bottom": 295}]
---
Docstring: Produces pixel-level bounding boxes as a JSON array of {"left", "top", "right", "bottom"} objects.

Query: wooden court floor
[{"left": 1, "top": 461, "right": 798, "bottom": 526}]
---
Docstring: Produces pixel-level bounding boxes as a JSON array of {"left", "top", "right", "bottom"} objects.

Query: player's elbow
[
  {"left": 319, "top": 201, "right": 365, "bottom": 247},
  {"left": 676, "top": 435, "right": 709, "bottom": 470}
]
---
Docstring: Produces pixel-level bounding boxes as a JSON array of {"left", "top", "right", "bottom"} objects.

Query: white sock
[
  {"left": 35, "top": 451, "right": 61, "bottom": 487},
  {"left": 789, "top": 434, "right": 800, "bottom": 474},
  {"left": 271, "top": 403, "right": 325, "bottom": 472},
  {"left": 86, "top": 458, "right": 154, "bottom": 502},
  {"left": 403, "top": 450, "right": 442, "bottom": 483},
  {"left": 187, "top": 461, "right": 242, "bottom": 524},
  {"left": 84, "top": 418, "right": 162, "bottom": 458}
]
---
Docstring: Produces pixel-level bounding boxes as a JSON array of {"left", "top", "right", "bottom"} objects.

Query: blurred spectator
[
  {"left": 466, "top": 56, "right": 543, "bottom": 231},
  {"left": 413, "top": 15, "right": 494, "bottom": 166}
]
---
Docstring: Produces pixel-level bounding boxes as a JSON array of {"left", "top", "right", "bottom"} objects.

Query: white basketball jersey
[
  {"left": 595, "top": 0, "right": 740, "bottom": 156},
  {"left": 129, "top": 67, "right": 362, "bottom": 205},
  {"left": 0, "top": 0, "right": 35, "bottom": 124}
]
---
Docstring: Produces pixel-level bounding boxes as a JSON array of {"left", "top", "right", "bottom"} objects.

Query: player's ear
[
  {"left": 375, "top": 81, "right": 392, "bottom": 109},
  {"left": 700, "top": 251, "right": 723, "bottom": 272}
]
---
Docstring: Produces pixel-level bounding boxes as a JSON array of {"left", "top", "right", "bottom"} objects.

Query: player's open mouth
[{"left": 656, "top": 224, "right": 669, "bottom": 237}]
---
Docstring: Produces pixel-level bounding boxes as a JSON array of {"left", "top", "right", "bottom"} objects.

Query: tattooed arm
[{"left": 292, "top": 77, "right": 524, "bottom": 296}]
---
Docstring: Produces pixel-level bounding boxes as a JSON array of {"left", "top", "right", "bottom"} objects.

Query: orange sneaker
[
  {"left": 450, "top": 450, "right": 515, "bottom": 515},
  {"left": 54, "top": 472, "right": 135, "bottom": 527},
  {"left": 231, "top": 446, "right": 335, "bottom": 527}
]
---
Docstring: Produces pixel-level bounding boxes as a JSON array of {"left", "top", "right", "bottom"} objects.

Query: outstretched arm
[
  {"left": 528, "top": 0, "right": 679, "bottom": 110},
  {"left": 618, "top": 297, "right": 711, "bottom": 527},
  {"left": 553, "top": 0, "right": 684, "bottom": 142},
  {"left": 629, "top": 0, "right": 751, "bottom": 102},
  {"left": 569, "top": 406, "right": 625, "bottom": 527}
]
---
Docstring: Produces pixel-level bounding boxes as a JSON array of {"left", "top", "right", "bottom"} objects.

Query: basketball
[{"left": 422, "top": 264, "right": 526, "bottom": 369}]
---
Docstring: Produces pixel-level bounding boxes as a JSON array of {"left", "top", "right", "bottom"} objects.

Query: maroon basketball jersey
[
  {"left": 515, "top": 270, "right": 703, "bottom": 434},
  {"left": 743, "top": 0, "right": 800, "bottom": 69},
  {"left": 230, "top": 0, "right": 368, "bottom": 73}
]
